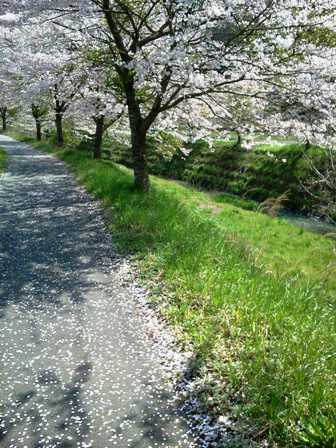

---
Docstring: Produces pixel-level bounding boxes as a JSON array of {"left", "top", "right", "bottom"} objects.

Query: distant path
[{"left": 0, "top": 136, "right": 195, "bottom": 448}]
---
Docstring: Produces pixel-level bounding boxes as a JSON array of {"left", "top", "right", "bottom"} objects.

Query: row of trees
[{"left": 0, "top": 1, "right": 336, "bottom": 191}]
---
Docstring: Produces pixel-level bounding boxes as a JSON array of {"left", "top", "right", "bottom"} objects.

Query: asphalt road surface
[{"left": 0, "top": 135, "right": 196, "bottom": 448}]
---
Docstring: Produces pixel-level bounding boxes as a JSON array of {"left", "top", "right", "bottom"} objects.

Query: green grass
[
  {"left": 211, "top": 192, "right": 259, "bottom": 211},
  {"left": 9, "top": 133, "right": 336, "bottom": 447},
  {"left": 0, "top": 146, "right": 7, "bottom": 173}
]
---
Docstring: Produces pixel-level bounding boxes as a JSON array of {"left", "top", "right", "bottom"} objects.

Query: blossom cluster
[{"left": 0, "top": 0, "right": 335, "bottom": 146}]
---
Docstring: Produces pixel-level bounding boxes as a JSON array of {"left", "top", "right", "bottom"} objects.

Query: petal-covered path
[{"left": 0, "top": 136, "right": 196, "bottom": 448}]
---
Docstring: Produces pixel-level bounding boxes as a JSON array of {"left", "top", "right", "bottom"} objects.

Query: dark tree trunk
[
  {"left": 36, "top": 120, "right": 42, "bottom": 141},
  {"left": 304, "top": 140, "right": 311, "bottom": 151},
  {"left": 236, "top": 130, "right": 242, "bottom": 148},
  {"left": 55, "top": 112, "right": 64, "bottom": 147},
  {"left": 1, "top": 108, "right": 7, "bottom": 131},
  {"left": 94, "top": 115, "right": 104, "bottom": 160},
  {"left": 131, "top": 127, "right": 149, "bottom": 192},
  {"left": 125, "top": 82, "right": 150, "bottom": 192}
]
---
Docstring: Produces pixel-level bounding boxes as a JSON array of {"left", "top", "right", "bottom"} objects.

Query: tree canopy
[{"left": 0, "top": 0, "right": 335, "bottom": 189}]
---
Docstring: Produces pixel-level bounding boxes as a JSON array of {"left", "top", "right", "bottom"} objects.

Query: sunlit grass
[{"left": 10, "top": 134, "right": 336, "bottom": 447}]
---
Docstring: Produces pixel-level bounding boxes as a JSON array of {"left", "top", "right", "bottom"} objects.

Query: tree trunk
[
  {"left": 236, "top": 130, "right": 242, "bottom": 148},
  {"left": 126, "top": 98, "right": 149, "bottom": 191},
  {"left": 131, "top": 127, "right": 149, "bottom": 192},
  {"left": 36, "top": 120, "right": 42, "bottom": 141},
  {"left": 94, "top": 115, "right": 104, "bottom": 160},
  {"left": 55, "top": 113, "right": 64, "bottom": 147},
  {"left": 123, "top": 75, "right": 150, "bottom": 191},
  {"left": 1, "top": 109, "right": 7, "bottom": 132}
]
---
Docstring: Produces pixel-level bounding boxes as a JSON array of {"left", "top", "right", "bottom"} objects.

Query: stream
[{"left": 282, "top": 213, "right": 336, "bottom": 236}]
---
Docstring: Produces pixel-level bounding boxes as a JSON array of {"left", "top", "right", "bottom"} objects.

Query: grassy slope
[
  {"left": 12, "top": 135, "right": 336, "bottom": 447},
  {"left": 0, "top": 147, "right": 7, "bottom": 173},
  {"left": 152, "top": 178, "right": 336, "bottom": 292}
]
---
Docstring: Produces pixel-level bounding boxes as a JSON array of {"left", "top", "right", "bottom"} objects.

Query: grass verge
[
  {"left": 0, "top": 146, "right": 7, "bottom": 173},
  {"left": 10, "top": 133, "right": 336, "bottom": 447}
]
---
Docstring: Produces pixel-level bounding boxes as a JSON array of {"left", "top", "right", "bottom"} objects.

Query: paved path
[{"left": 0, "top": 136, "right": 195, "bottom": 448}]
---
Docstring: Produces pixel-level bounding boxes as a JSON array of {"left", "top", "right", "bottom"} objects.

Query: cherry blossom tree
[
  {"left": 0, "top": 76, "right": 20, "bottom": 131},
  {"left": 74, "top": 58, "right": 126, "bottom": 159},
  {"left": 82, "top": 0, "right": 336, "bottom": 190},
  {"left": 31, "top": 103, "right": 49, "bottom": 140},
  {"left": 2, "top": 1, "right": 336, "bottom": 190},
  {"left": 0, "top": 14, "right": 88, "bottom": 146}
]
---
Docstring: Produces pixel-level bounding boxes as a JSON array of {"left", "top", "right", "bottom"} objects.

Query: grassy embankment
[
  {"left": 0, "top": 147, "right": 7, "bottom": 173},
  {"left": 10, "top": 133, "right": 336, "bottom": 447}
]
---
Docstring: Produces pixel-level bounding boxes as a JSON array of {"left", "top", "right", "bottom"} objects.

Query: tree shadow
[
  {"left": 0, "top": 136, "right": 118, "bottom": 315},
  {"left": 97, "top": 383, "right": 194, "bottom": 448},
  {"left": 0, "top": 361, "right": 92, "bottom": 447}
]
